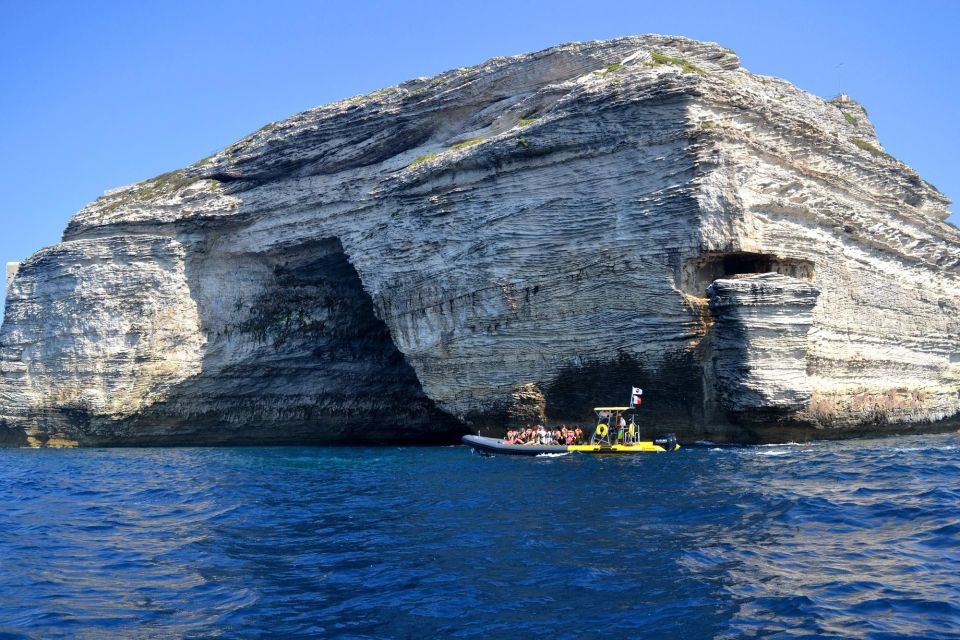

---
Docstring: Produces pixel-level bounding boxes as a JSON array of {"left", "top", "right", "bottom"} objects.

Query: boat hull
[{"left": 462, "top": 435, "right": 679, "bottom": 456}]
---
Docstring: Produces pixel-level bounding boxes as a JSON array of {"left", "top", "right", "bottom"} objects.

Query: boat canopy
[{"left": 593, "top": 406, "right": 631, "bottom": 411}]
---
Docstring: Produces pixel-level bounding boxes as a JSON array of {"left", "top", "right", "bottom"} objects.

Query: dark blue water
[{"left": 1, "top": 434, "right": 958, "bottom": 639}]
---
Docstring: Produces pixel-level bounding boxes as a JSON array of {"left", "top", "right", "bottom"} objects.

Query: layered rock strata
[
  {"left": 1, "top": 35, "right": 958, "bottom": 445},
  {"left": 706, "top": 273, "right": 821, "bottom": 436},
  {"left": 5, "top": 263, "right": 18, "bottom": 291}
]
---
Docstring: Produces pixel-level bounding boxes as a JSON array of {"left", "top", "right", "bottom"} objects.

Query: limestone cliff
[{"left": 2, "top": 35, "right": 958, "bottom": 446}]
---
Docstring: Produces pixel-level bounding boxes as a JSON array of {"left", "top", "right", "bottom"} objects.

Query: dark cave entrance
[
  {"left": 233, "top": 238, "right": 466, "bottom": 443},
  {"left": 718, "top": 252, "right": 774, "bottom": 276},
  {"left": 680, "top": 251, "right": 815, "bottom": 295},
  {"left": 126, "top": 237, "right": 466, "bottom": 445}
]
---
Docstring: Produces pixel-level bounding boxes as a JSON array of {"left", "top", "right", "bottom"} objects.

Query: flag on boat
[
  {"left": 632, "top": 387, "right": 643, "bottom": 396},
  {"left": 631, "top": 387, "right": 643, "bottom": 407}
]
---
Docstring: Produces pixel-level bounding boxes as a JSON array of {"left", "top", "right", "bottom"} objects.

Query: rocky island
[{"left": 2, "top": 35, "right": 958, "bottom": 447}]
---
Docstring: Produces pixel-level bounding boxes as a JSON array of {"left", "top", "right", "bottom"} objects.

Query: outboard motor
[{"left": 654, "top": 433, "right": 677, "bottom": 451}]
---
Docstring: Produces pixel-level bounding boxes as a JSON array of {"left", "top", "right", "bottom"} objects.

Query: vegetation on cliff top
[
  {"left": 851, "top": 137, "right": 888, "bottom": 159},
  {"left": 648, "top": 51, "right": 706, "bottom": 75},
  {"left": 409, "top": 137, "right": 486, "bottom": 168}
]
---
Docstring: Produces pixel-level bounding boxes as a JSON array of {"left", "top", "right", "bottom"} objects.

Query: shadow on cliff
[
  {"left": 543, "top": 350, "right": 707, "bottom": 439},
  {"left": 0, "top": 424, "right": 27, "bottom": 447},
  {"left": 108, "top": 236, "right": 469, "bottom": 446}
]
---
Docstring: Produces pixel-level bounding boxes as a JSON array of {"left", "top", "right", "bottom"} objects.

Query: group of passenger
[{"left": 504, "top": 425, "right": 585, "bottom": 446}]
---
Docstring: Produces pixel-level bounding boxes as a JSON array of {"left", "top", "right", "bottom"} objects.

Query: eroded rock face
[
  {"left": 507, "top": 383, "right": 547, "bottom": 428},
  {"left": 0, "top": 237, "right": 204, "bottom": 445},
  {"left": 707, "top": 273, "right": 821, "bottom": 436},
  {"left": 1, "top": 35, "right": 958, "bottom": 445}
]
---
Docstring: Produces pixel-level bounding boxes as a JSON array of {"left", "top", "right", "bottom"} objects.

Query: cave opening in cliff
[
  {"left": 680, "top": 252, "right": 815, "bottom": 295},
  {"left": 122, "top": 236, "right": 467, "bottom": 446},
  {"left": 234, "top": 237, "right": 466, "bottom": 443}
]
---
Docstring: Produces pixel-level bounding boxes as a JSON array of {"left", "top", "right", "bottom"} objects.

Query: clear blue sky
[{"left": 2, "top": 0, "right": 958, "bottom": 316}]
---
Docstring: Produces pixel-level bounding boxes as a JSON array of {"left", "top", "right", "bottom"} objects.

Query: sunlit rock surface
[
  {"left": 707, "top": 273, "right": 821, "bottom": 423},
  {"left": 2, "top": 35, "right": 958, "bottom": 446}
]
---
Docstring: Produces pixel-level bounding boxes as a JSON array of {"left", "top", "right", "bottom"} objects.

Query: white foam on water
[{"left": 887, "top": 445, "right": 957, "bottom": 453}]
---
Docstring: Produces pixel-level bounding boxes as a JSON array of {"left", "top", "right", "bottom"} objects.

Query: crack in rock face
[{"left": 1, "top": 34, "right": 959, "bottom": 446}]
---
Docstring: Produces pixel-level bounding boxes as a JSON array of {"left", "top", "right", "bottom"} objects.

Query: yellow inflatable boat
[{"left": 463, "top": 406, "right": 680, "bottom": 457}]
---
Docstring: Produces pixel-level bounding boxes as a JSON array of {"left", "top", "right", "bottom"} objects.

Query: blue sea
[{"left": 1, "top": 433, "right": 958, "bottom": 639}]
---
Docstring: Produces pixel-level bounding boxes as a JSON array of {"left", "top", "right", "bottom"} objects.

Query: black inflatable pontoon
[{"left": 462, "top": 435, "right": 570, "bottom": 456}]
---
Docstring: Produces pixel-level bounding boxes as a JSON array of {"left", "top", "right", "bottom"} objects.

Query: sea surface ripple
[{"left": 1, "top": 433, "right": 958, "bottom": 639}]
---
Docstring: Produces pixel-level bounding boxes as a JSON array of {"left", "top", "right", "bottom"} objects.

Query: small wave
[
  {"left": 889, "top": 444, "right": 957, "bottom": 453},
  {"left": 694, "top": 440, "right": 741, "bottom": 448},
  {"left": 535, "top": 452, "right": 571, "bottom": 458},
  {"left": 754, "top": 449, "right": 793, "bottom": 456},
  {"left": 695, "top": 440, "right": 813, "bottom": 450}
]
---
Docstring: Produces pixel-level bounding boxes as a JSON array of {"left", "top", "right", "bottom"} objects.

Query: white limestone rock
[
  {"left": 4, "top": 263, "right": 18, "bottom": 290},
  {"left": 707, "top": 273, "right": 820, "bottom": 422},
  {"left": 1, "top": 35, "right": 958, "bottom": 445}
]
